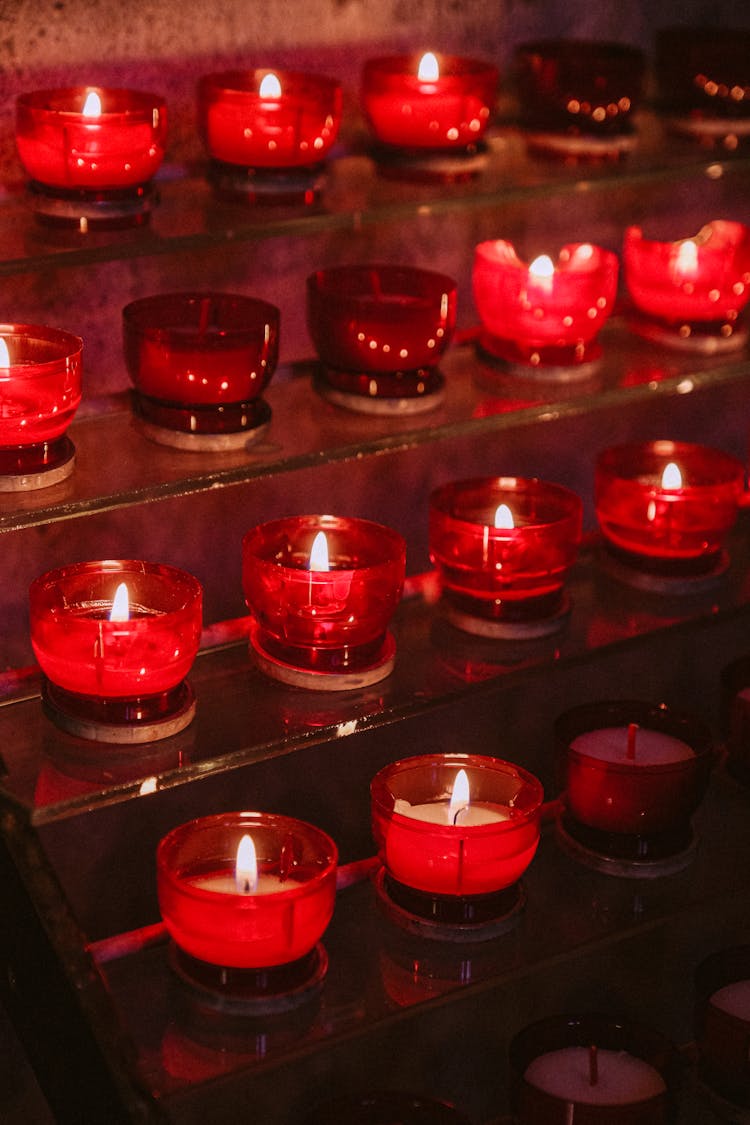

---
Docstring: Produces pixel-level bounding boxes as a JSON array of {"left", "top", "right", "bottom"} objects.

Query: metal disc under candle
[
  {"left": 441, "top": 592, "right": 571, "bottom": 640},
  {"left": 314, "top": 369, "right": 445, "bottom": 415},
  {"left": 133, "top": 396, "right": 272, "bottom": 452},
  {"left": 599, "top": 544, "right": 729, "bottom": 596},
  {"left": 27, "top": 180, "right": 154, "bottom": 230},
  {"left": 42, "top": 679, "right": 196, "bottom": 744},
  {"left": 373, "top": 866, "right": 526, "bottom": 942},
  {"left": 626, "top": 312, "right": 748, "bottom": 354},
  {"left": 556, "top": 810, "right": 698, "bottom": 879},
  {"left": 249, "top": 620, "right": 396, "bottom": 691},
  {"left": 0, "top": 436, "right": 75, "bottom": 491},
  {"left": 523, "top": 129, "right": 637, "bottom": 160}
]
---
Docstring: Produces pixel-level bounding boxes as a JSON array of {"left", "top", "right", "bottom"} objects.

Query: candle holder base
[
  {"left": 600, "top": 543, "right": 729, "bottom": 595},
  {"left": 374, "top": 867, "right": 525, "bottom": 942},
  {"left": 0, "top": 436, "right": 75, "bottom": 491},
  {"left": 249, "top": 621, "right": 396, "bottom": 691},
  {"left": 133, "top": 393, "right": 272, "bottom": 451},
  {"left": 523, "top": 128, "right": 637, "bottom": 161},
  {"left": 372, "top": 143, "right": 487, "bottom": 185},
  {"left": 441, "top": 592, "right": 571, "bottom": 640},
  {"left": 476, "top": 336, "right": 603, "bottom": 382},
  {"left": 556, "top": 812, "right": 698, "bottom": 878},
  {"left": 27, "top": 180, "right": 153, "bottom": 230},
  {"left": 696, "top": 1077, "right": 750, "bottom": 1122},
  {"left": 666, "top": 113, "right": 750, "bottom": 150},
  {"left": 314, "top": 368, "right": 445, "bottom": 415},
  {"left": 207, "top": 159, "right": 324, "bottom": 206},
  {"left": 42, "top": 679, "right": 196, "bottom": 744},
  {"left": 627, "top": 311, "right": 748, "bottom": 354},
  {"left": 169, "top": 942, "right": 328, "bottom": 1016}
]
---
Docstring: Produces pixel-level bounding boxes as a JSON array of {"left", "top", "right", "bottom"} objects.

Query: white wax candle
[
  {"left": 524, "top": 1046, "right": 666, "bottom": 1106},
  {"left": 710, "top": 980, "right": 750, "bottom": 1021},
  {"left": 190, "top": 872, "right": 288, "bottom": 895},
  {"left": 393, "top": 797, "right": 510, "bottom": 826},
  {"left": 571, "top": 726, "right": 695, "bottom": 766}
]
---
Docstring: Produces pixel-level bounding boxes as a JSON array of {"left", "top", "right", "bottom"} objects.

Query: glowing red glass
[
  {"left": 370, "top": 753, "right": 543, "bottom": 897},
  {"left": 0, "top": 324, "right": 81, "bottom": 450},
  {"left": 595, "top": 441, "right": 744, "bottom": 570},
  {"left": 198, "top": 70, "right": 342, "bottom": 170},
  {"left": 473, "top": 240, "right": 618, "bottom": 369},
  {"left": 361, "top": 54, "right": 498, "bottom": 153},
  {"left": 16, "top": 87, "right": 166, "bottom": 190},
  {"left": 157, "top": 812, "right": 337, "bottom": 969},
  {"left": 242, "top": 515, "right": 406, "bottom": 675},
  {"left": 429, "top": 477, "right": 582, "bottom": 624}
]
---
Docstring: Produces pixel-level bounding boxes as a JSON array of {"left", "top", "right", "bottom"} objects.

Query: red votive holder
[
  {"left": 157, "top": 812, "right": 337, "bottom": 1007},
  {"left": 122, "top": 292, "right": 280, "bottom": 450},
  {"left": 473, "top": 240, "right": 618, "bottom": 376},
  {"left": 657, "top": 27, "right": 750, "bottom": 149},
  {"left": 29, "top": 560, "right": 203, "bottom": 743},
  {"left": 555, "top": 699, "right": 714, "bottom": 875},
  {"left": 695, "top": 946, "right": 750, "bottom": 1108},
  {"left": 595, "top": 441, "right": 745, "bottom": 584},
  {"left": 306, "top": 264, "right": 457, "bottom": 414},
  {"left": 721, "top": 655, "right": 750, "bottom": 787},
  {"left": 0, "top": 323, "right": 82, "bottom": 490},
  {"left": 370, "top": 753, "right": 543, "bottom": 936},
  {"left": 361, "top": 53, "right": 498, "bottom": 157},
  {"left": 242, "top": 515, "right": 406, "bottom": 690},
  {"left": 623, "top": 222, "right": 750, "bottom": 352},
  {"left": 429, "top": 476, "right": 582, "bottom": 638},
  {"left": 16, "top": 87, "right": 166, "bottom": 228},
  {"left": 510, "top": 1014, "right": 677, "bottom": 1124},
  {"left": 515, "top": 39, "right": 646, "bottom": 160}
]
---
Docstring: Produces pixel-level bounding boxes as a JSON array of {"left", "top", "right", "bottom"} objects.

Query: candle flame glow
[
  {"left": 82, "top": 90, "right": 102, "bottom": 117},
  {"left": 417, "top": 52, "right": 440, "bottom": 82},
  {"left": 448, "top": 768, "right": 470, "bottom": 825},
  {"left": 529, "top": 254, "right": 555, "bottom": 280},
  {"left": 259, "top": 72, "right": 282, "bottom": 98},
  {"left": 661, "top": 461, "right": 683, "bottom": 490},
  {"left": 309, "top": 531, "right": 330, "bottom": 572},
  {"left": 108, "top": 582, "right": 130, "bottom": 622},
  {"left": 235, "top": 834, "right": 258, "bottom": 894},
  {"left": 0, "top": 338, "right": 9, "bottom": 367},
  {"left": 494, "top": 503, "right": 514, "bottom": 529},
  {"left": 675, "top": 239, "right": 699, "bottom": 278}
]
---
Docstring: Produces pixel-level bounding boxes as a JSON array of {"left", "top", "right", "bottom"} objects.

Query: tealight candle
[
  {"left": 198, "top": 69, "right": 342, "bottom": 173},
  {"left": 157, "top": 812, "right": 337, "bottom": 970},
  {"left": 695, "top": 946, "right": 750, "bottom": 1106},
  {"left": 122, "top": 291, "right": 280, "bottom": 449},
  {"left": 306, "top": 264, "right": 457, "bottom": 412},
  {"left": 429, "top": 476, "right": 582, "bottom": 636},
  {"left": 242, "top": 515, "right": 406, "bottom": 689},
  {"left": 595, "top": 441, "right": 745, "bottom": 578},
  {"left": 361, "top": 52, "right": 498, "bottom": 153},
  {"left": 623, "top": 222, "right": 750, "bottom": 351},
  {"left": 16, "top": 87, "right": 167, "bottom": 226},
  {"left": 29, "top": 560, "right": 203, "bottom": 742},
  {"left": 0, "top": 323, "right": 82, "bottom": 490},
  {"left": 556, "top": 700, "right": 713, "bottom": 866},
  {"left": 473, "top": 240, "right": 618, "bottom": 374}
]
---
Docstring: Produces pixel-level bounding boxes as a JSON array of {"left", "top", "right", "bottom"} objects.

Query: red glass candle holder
[
  {"left": 29, "top": 560, "right": 203, "bottom": 743},
  {"left": 370, "top": 753, "right": 543, "bottom": 936},
  {"left": 721, "top": 655, "right": 750, "bottom": 787},
  {"left": 361, "top": 53, "right": 498, "bottom": 156},
  {"left": 16, "top": 87, "right": 167, "bottom": 228},
  {"left": 595, "top": 441, "right": 745, "bottom": 583},
  {"left": 0, "top": 323, "right": 82, "bottom": 490},
  {"left": 695, "top": 946, "right": 750, "bottom": 1108},
  {"left": 515, "top": 39, "right": 645, "bottom": 159},
  {"left": 510, "top": 1014, "right": 677, "bottom": 1124},
  {"left": 429, "top": 476, "right": 582, "bottom": 638},
  {"left": 657, "top": 27, "right": 750, "bottom": 148},
  {"left": 157, "top": 812, "right": 337, "bottom": 1007},
  {"left": 306, "top": 264, "right": 457, "bottom": 414},
  {"left": 122, "top": 292, "right": 280, "bottom": 450},
  {"left": 555, "top": 699, "right": 714, "bottom": 875},
  {"left": 473, "top": 240, "right": 618, "bottom": 376},
  {"left": 242, "top": 515, "right": 406, "bottom": 690},
  {"left": 623, "top": 222, "right": 750, "bottom": 352}
]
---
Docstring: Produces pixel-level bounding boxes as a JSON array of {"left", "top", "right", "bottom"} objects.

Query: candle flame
[
  {"left": 309, "top": 530, "right": 330, "bottom": 572},
  {"left": 661, "top": 461, "right": 683, "bottom": 490},
  {"left": 259, "top": 72, "right": 282, "bottom": 98},
  {"left": 494, "top": 503, "right": 514, "bottom": 529},
  {"left": 108, "top": 582, "right": 130, "bottom": 622},
  {"left": 448, "top": 768, "right": 470, "bottom": 825},
  {"left": 82, "top": 90, "right": 102, "bottom": 117},
  {"left": 529, "top": 254, "right": 555, "bottom": 280},
  {"left": 675, "top": 239, "right": 699, "bottom": 278},
  {"left": 417, "top": 52, "right": 440, "bottom": 82},
  {"left": 0, "top": 338, "right": 9, "bottom": 367},
  {"left": 235, "top": 834, "right": 258, "bottom": 895}
]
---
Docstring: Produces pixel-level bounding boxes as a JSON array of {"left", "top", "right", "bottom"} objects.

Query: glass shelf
[
  {"left": 0, "top": 112, "right": 748, "bottom": 279},
  {"left": 0, "top": 322, "right": 748, "bottom": 534}
]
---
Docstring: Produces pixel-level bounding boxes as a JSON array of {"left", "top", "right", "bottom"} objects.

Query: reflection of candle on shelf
[{"left": 524, "top": 1045, "right": 667, "bottom": 1106}]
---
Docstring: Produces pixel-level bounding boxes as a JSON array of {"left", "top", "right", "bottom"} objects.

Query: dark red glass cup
[
  {"left": 695, "top": 946, "right": 750, "bottom": 1107},
  {"left": 657, "top": 27, "right": 750, "bottom": 147}
]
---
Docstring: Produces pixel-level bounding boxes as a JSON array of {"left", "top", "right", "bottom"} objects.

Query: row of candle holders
[
  {"left": 10, "top": 27, "right": 750, "bottom": 227},
  {"left": 3, "top": 218, "right": 749, "bottom": 485}
]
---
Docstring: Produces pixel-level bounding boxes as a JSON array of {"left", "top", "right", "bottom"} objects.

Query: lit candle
[
  {"left": 523, "top": 1046, "right": 666, "bottom": 1106},
  {"left": 393, "top": 767, "right": 511, "bottom": 826}
]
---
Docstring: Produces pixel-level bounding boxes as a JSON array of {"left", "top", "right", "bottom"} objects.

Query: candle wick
[
  {"left": 241, "top": 877, "right": 251, "bottom": 894},
  {"left": 627, "top": 722, "right": 638, "bottom": 761},
  {"left": 588, "top": 1043, "right": 598, "bottom": 1086},
  {"left": 452, "top": 806, "right": 465, "bottom": 826}
]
